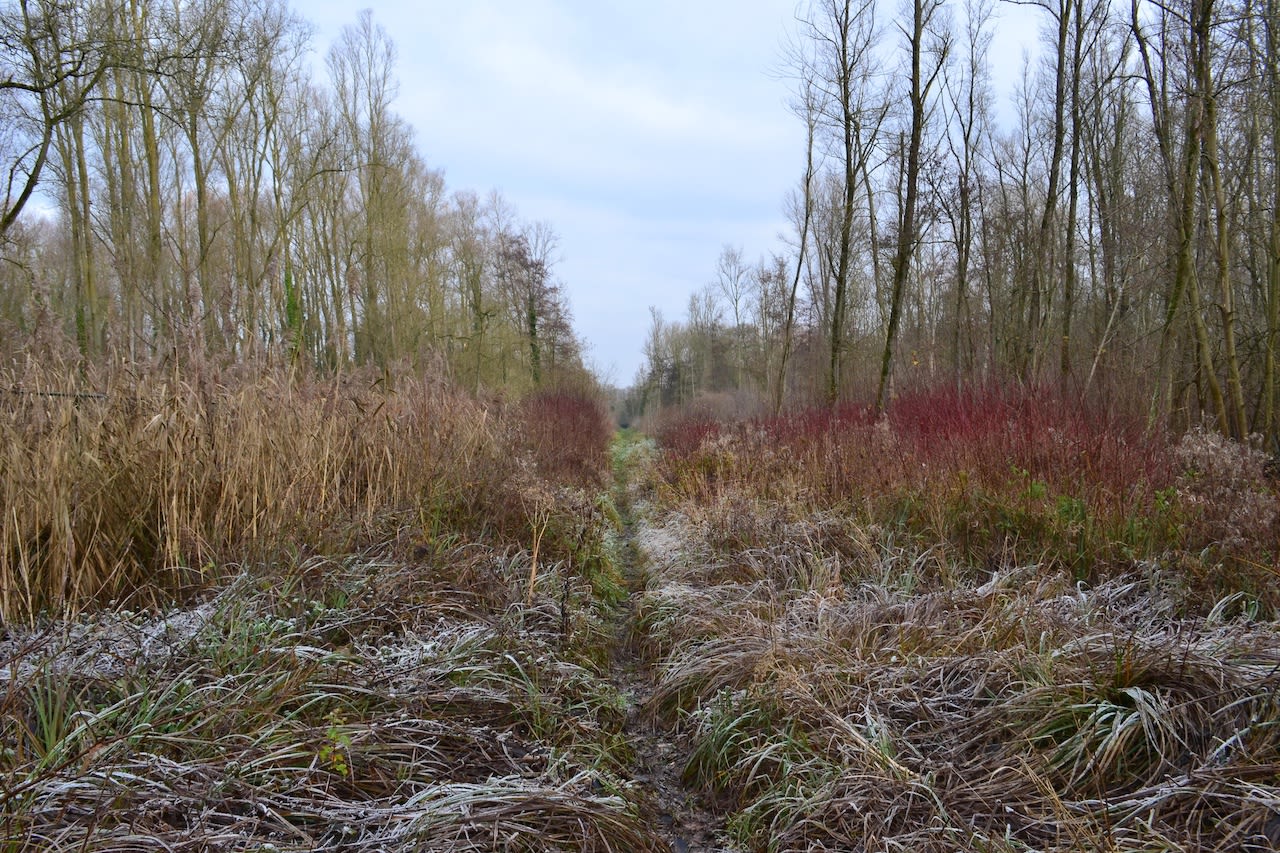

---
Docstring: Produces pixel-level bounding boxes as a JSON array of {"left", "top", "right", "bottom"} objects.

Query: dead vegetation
[
  {"left": 0, "top": 542, "right": 668, "bottom": 850},
  {"left": 0, "top": 364, "right": 612, "bottom": 622},
  {"left": 6, "top": 372, "right": 1280, "bottom": 851},
  {"left": 631, "top": 394, "right": 1280, "bottom": 851},
  {"left": 1, "top": 364, "right": 658, "bottom": 851}
]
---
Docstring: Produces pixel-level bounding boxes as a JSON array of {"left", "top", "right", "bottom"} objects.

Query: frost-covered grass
[
  {"left": 9, "top": 372, "right": 1280, "bottom": 851},
  {"left": 634, "top": 386, "right": 1280, "bottom": 851},
  {"left": 0, "top": 364, "right": 649, "bottom": 850},
  {"left": 1, "top": 547, "right": 662, "bottom": 851}
]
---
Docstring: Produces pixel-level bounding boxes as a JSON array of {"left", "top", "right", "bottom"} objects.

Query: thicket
[
  {"left": 650, "top": 383, "right": 1279, "bottom": 598},
  {"left": 0, "top": 363, "right": 613, "bottom": 623}
]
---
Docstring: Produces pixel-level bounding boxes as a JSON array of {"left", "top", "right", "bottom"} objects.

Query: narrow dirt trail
[{"left": 607, "top": 439, "right": 735, "bottom": 853}]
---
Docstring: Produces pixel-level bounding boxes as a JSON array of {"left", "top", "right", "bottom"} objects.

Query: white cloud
[
  {"left": 522, "top": 193, "right": 793, "bottom": 383},
  {"left": 392, "top": 2, "right": 794, "bottom": 200}
]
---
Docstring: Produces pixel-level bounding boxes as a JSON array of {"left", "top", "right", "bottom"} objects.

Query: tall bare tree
[
  {"left": 797, "top": 0, "right": 886, "bottom": 406},
  {"left": 875, "top": 0, "right": 950, "bottom": 411}
]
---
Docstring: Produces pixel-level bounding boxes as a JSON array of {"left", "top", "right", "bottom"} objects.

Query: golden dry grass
[
  {"left": 0, "top": 361, "right": 643, "bottom": 851},
  {"left": 633, "top": 482, "right": 1280, "bottom": 852},
  {"left": 0, "top": 364, "right": 610, "bottom": 622}
]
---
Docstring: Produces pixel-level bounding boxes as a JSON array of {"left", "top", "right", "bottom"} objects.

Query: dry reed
[{"left": 0, "top": 363, "right": 610, "bottom": 623}]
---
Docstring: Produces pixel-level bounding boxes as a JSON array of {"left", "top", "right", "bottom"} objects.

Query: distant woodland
[
  {"left": 0, "top": 2, "right": 590, "bottom": 392},
  {"left": 628, "top": 0, "right": 1280, "bottom": 444},
  {"left": 3, "top": 0, "right": 1278, "bottom": 437}
]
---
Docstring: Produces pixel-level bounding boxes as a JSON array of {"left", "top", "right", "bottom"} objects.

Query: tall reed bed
[{"left": 0, "top": 364, "right": 612, "bottom": 622}]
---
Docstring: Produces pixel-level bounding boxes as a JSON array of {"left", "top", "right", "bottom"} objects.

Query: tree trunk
[{"left": 876, "top": 0, "right": 945, "bottom": 412}]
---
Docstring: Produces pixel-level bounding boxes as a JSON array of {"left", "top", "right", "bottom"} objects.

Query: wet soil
[{"left": 607, "top": 457, "right": 737, "bottom": 853}]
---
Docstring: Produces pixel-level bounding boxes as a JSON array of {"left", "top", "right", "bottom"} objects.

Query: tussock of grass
[
  {"left": 1, "top": 544, "right": 659, "bottom": 851},
  {"left": 631, "top": 468, "right": 1280, "bottom": 852}
]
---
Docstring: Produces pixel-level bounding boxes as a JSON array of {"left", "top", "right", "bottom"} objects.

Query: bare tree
[
  {"left": 715, "top": 244, "right": 751, "bottom": 389},
  {"left": 1263, "top": 0, "right": 1280, "bottom": 439},
  {"left": 875, "top": 0, "right": 950, "bottom": 411},
  {"left": 495, "top": 221, "right": 558, "bottom": 387},
  {"left": 0, "top": 0, "right": 120, "bottom": 234},
  {"left": 1133, "top": 0, "right": 1230, "bottom": 431},
  {"left": 939, "top": 0, "right": 994, "bottom": 385},
  {"left": 797, "top": 0, "right": 887, "bottom": 406},
  {"left": 774, "top": 72, "right": 823, "bottom": 412},
  {"left": 327, "top": 8, "right": 404, "bottom": 366}
]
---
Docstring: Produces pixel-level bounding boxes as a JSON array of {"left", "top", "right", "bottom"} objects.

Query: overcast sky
[{"left": 295, "top": 1, "right": 1040, "bottom": 386}]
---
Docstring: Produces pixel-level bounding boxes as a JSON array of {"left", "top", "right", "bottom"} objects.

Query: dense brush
[
  {"left": 0, "top": 364, "right": 611, "bottom": 622},
  {"left": 633, "top": 388, "right": 1280, "bottom": 851}
]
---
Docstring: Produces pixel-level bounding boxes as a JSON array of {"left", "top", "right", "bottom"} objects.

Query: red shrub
[
  {"left": 654, "top": 412, "right": 722, "bottom": 458},
  {"left": 519, "top": 390, "right": 613, "bottom": 488},
  {"left": 885, "top": 383, "right": 1174, "bottom": 501},
  {"left": 652, "top": 381, "right": 1188, "bottom": 573}
]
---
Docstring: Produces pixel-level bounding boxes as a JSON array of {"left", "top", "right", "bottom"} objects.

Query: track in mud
[{"left": 607, "top": 445, "right": 735, "bottom": 853}]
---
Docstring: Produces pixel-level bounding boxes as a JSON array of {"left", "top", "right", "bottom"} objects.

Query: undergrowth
[
  {"left": 9, "top": 369, "right": 1280, "bottom": 851},
  {"left": 651, "top": 383, "right": 1278, "bottom": 590},
  {"left": 0, "top": 361, "right": 657, "bottom": 850},
  {"left": 630, "top": 383, "right": 1280, "bottom": 851}
]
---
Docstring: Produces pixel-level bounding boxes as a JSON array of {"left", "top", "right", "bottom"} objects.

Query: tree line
[
  {"left": 631, "top": 0, "right": 1280, "bottom": 443},
  {"left": 0, "top": 0, "right": 588, "bottom": 392}
]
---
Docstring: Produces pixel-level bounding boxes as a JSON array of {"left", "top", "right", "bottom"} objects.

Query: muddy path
[{"left": 606, "top": 438, "right": 736, "bottom": 853}]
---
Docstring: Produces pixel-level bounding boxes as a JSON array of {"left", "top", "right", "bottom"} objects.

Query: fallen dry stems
[
  {"left": 1, "top": 530, "right": 652, "bottom": 850},
  {"left": 633, "top": 493, "right": 1280, "bottom": 852}
]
